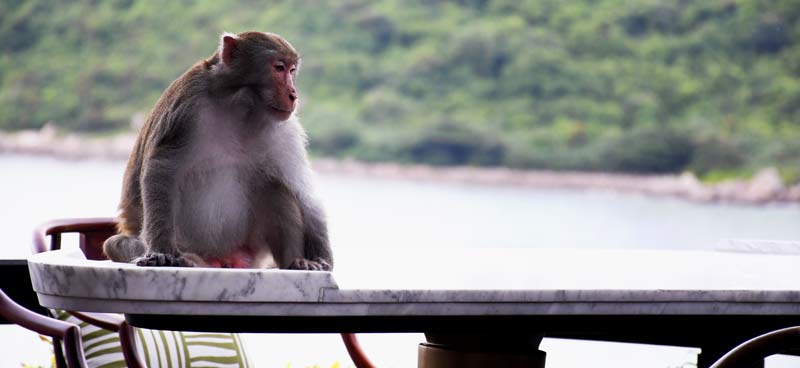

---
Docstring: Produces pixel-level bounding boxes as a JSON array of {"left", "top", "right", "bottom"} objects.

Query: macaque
[{"left": 103, "top": 31, "right": 332, "bottom": 271}]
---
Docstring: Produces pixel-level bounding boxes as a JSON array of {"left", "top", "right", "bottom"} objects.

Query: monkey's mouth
[{"left": 269, "top": 105, "right": 295, "bottom": 113}]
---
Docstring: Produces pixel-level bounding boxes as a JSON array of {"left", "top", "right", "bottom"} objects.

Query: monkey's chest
[{"left": 175, "top": 165, "right": 256, "bottom": 255}]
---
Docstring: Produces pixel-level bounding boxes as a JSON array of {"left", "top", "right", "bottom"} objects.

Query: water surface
[{"left": 2, "top": 155, "right": 798, "bottom": 367}]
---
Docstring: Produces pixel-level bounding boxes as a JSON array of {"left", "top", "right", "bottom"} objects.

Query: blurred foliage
[{"left": 1, "top": 0, "right": 799, "bottom": 176}]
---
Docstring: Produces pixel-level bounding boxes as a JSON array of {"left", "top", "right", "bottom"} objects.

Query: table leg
[{"left": 418, "top": 333, "right": 546, "bottom": 368}]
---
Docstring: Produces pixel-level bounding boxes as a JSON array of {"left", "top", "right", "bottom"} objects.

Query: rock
[
  {"left": 742, "top": 167, "right": 785, "bottom": 203},
  {"left": 678, "top": 172, "right": 715, "bottom": 202},
  {"left": 714, "top": 179, "right": 747, "bottom": 202},
  {"left": 39, "top": 122, "right": 58, "bottom": 139},
  {"left": 2, "top": 127, "right": 799, "bottom": 205},
  {"left": 785, "top": 184, "right": 800, "bottom": 202}
]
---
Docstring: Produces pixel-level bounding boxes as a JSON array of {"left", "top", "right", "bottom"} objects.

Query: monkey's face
[
  {"left": 218, "top": 32, "right": 301, "bottom": 121},
  {"left": 264, "top": 56, "right": 299, "bottom": 120}
]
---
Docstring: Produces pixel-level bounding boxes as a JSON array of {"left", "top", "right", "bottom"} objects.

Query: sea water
[{"left": 2, "top": 155, "right": 799, "bottom": 367}]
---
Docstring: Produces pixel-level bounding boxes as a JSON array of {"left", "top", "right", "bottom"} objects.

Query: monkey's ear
[{"left": 220, "top": 32, "right": 240, "bottom": 66}]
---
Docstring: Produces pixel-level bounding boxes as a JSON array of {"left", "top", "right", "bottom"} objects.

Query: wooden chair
[
  {"left": 0, "top": 259, "right": 87, "bottom": 368},
  {"left": 32, "top": 217, "right": 375, "bottom": 368},
  {"left": 710, "top": 326, "right": 800, "bottom": 368},
  {"left": 0, "top": 289, "right": 87, "bottom": 368}
]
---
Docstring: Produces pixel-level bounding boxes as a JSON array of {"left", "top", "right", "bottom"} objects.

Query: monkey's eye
[{"left": 274, "top": 63, "right": 286, "bottom": 72}]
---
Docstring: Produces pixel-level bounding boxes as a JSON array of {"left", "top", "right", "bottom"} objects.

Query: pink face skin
[{"left": 269, "top": 59, "right": 298, "bottom": 118}]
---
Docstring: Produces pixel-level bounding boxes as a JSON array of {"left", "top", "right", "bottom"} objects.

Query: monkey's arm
[
  {"left": 278, "top": 149, "right": 334, "bottom": 271},
  {"left": 296, "top": 194, "right": 334, "bottom": 271},
  {"left": 137, "top": 148, "right": 192, "bottom": 267},
  {"left": 136, "top": 109, "right": 194, "bottom": 267}
]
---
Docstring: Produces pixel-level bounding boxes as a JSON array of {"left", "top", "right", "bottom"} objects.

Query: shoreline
[
  {"left": 2, "top": 128, "right": 798, "bottom": 205},
  {"left": 312, "top": 160, "right": 800, "bottom": 205}
]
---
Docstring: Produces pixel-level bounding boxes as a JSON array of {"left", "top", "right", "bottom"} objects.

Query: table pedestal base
[{"left": 418, "top": 333, "right": 546, "bottom": 368}]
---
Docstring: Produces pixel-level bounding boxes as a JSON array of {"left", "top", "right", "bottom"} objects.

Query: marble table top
[{"left": 27, "top": 246, "right": 800, "bottom": 317}]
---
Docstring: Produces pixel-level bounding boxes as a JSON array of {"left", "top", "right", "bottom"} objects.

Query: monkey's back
[{"left": 116, "top": 62, "right": 212, "bottom": 236}]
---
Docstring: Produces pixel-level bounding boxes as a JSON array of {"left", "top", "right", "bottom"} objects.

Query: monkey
[{"left": 102, "top": 31, "right": 332, "bottom": 271}]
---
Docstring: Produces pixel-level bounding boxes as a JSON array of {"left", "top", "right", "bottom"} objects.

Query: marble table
[{"left": 28, "top": 246, "right": 800, "bottom": 367}]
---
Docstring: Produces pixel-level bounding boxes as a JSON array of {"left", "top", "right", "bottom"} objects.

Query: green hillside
[{"left": 1, "top": 0, "right": 799, "bottom": 178}]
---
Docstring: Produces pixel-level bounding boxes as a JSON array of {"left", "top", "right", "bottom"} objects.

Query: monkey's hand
[
  {"left": 288, "top": 258, "right": 332, "bottom": 271},
  {"left": 135, "top": 252, "right": 196, "bottom": 267}
]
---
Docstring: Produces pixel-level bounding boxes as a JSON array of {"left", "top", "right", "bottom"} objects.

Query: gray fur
[
  {"left": 102, "top": 234, "right": 146, "bottom": 263},
  {"left": 104, "top": 31, "right": 332, "bottom": 270}
]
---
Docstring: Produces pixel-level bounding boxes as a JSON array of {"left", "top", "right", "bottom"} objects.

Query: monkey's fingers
[
  {"left": 135, "top": 253, "right": 196, "bottom": 267},
  {"left": 313, "top": 258, "right": 333, "bottom": 271},
  {"left": 288, "top": 258, "right": 332, "bottom": 271}
]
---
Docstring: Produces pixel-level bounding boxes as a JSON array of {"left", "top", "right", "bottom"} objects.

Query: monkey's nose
[{"left": 289, "top": 93, "right": 297, "bottom": 101}]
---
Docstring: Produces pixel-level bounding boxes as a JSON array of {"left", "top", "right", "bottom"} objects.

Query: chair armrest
[
  {"left": 711, "top": 326, "right": 800, "bottom": 368},
  {"left": 0, "top": 289, "right": 87, "bottom": 368},
  {"left": 69, "top": 311, "right": 124, "bottom": 331}
]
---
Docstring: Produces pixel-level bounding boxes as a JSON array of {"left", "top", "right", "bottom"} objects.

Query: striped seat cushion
[{"left": 52, "top": 310, "right": 253, "bottom": 368}]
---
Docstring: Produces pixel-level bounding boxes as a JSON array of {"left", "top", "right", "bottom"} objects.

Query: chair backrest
[
  {"left": 32, "top": 218, "right": 117, "bottom": 259},
  {"left": 30, "top": 218, "right": 139, "bottom": 368}
]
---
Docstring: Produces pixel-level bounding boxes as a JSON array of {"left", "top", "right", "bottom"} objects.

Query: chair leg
[
  {"left": 53, "top": 338, "right": 68, "bottom": 368},
  {"left": 341, "top": 333, "right": 376, "bottom": 368},
  {"left": 63, "top": 325, "right": 87, "bottom": 368},
  {"left": 119, "top": 322, "right": 147, "bottom": 368}
]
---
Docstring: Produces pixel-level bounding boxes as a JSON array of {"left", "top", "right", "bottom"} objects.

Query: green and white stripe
[{"left": 52, "top": 310, "right": 252, "bottom": 368}]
